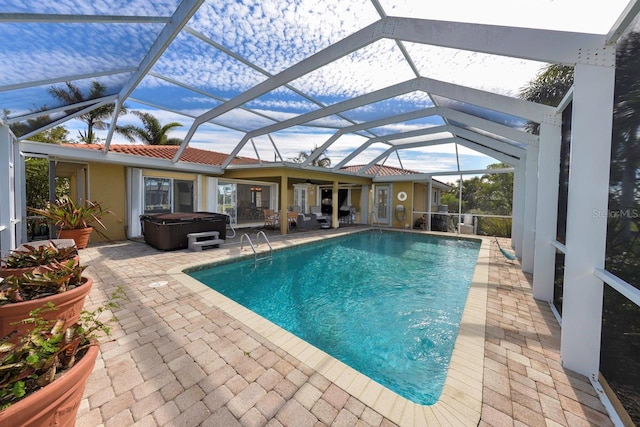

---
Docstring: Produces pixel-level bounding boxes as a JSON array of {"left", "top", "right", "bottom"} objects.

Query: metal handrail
[
  {"left": 240, "top": 233, "right": 255, "bottom": 254},
  {"left": 255, "top": 230, "right": 273, "bottom": 259},
  {"left": 370, "top": 210, "right": 382, "bottom": 233},
  {"left": 226, "top": 214, "right": 237, "bottom": 238},
  {"left": 240, "top": 232, "right": 272, "bottom": 266}
]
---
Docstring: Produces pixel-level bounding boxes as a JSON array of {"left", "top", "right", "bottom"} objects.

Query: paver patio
[{"left": 74, "top": 229, "right": 613, "bottom": 426}]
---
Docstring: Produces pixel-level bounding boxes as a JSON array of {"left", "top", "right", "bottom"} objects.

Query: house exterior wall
[
  {"left": 391, "top": 181, "right": 413, "bottom": 229},
  {"left": 89, "top": 162, "right": 127, "bottom": 242}
]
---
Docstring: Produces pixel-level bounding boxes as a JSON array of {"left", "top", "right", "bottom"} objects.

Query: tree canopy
[
  {"left": 287, "top": 146, "right": 331, "bottom": 167},
  {"left": 48, "top": 81, "right": 129, "bottom": 143},
  {"left": 118, "top": 111, "right": 183, "bottom": 145}
]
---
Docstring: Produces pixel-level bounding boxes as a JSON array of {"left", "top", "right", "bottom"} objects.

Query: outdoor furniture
[
  {"left": 287, "top": 211, "right": 298, "bottom": 231},
  {"left": 296, "top": 206, "right": 328, "bottom": 229},
  {"left": 263, "top": 209, "right": 278, "bottom": 228}
]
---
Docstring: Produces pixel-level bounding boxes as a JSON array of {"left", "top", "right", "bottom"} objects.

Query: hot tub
[{"left": 140, "top": 212, "right": 228, "bottom": 251}]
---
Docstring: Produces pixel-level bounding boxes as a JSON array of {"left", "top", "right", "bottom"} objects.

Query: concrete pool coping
[{"left": 167, "top": 229, "right": 490, "bottom": 426}]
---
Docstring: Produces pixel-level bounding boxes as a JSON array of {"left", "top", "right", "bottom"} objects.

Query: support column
[
  {"left": 512, "top": 162, "right": 525, "bottom": 256},
  {"left": 522, "top": 142, "right": 539, "bottom": 273},
  {"left": 533, "top": 118, "right": 562, "bottom": 301},
  {"left": 0, "top": 125, "right": 16, "bottom": 256},
  {"left": 14, "top": 136, "right": 26, "bottom": 245},
  {"left": 280, "top": 175, "right": 289, "bottom": 235},
  {"left": 360, "top": 185, "right": 369, "bottom": 224},
  {"left": 332, "top": 181, "right": 339, "bottom": 228},
  {"left": 561, "top": 59, "right": 615, "bottom": 377},
  {"left": 427, "top": 179, "right": 433, "bottom": 231}
]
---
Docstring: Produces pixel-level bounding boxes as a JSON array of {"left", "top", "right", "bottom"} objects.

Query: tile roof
[
  {"left": 341, "top": 164, "right": 427, "bottom": 176},
  {"left": 61, "top": 143, "right": 260, "bottom": 166},
  {"left": 341, "top": 164, "right": 451, "bottom": 187}
]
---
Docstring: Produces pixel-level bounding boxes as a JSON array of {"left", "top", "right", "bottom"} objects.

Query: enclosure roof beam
[
  {"left": 437, "top": 107, "right": 538, "bottom": 145},
  {"left": 0, "top": 13, "right": 171, "bottom": 23},
  {"left": 218, "top": 78, "right": 423, "bottom": 169},
  {"left": 0, "top": 68, "right": 136, "bottom": 93},
  {"left": 5, "top": 95, "right": 117, "bottom": 124},
  {"left": 371, "top": 167, "right": 515, "bottom": 182},
  {"left": 300, "top": 107, "right": 441, "bottom": 167},
  {"left": 358, "top": 138, "right": 456, "bottom": 175},
  {"left": 454, "top": 136, "right": 521, "bottom": 166},
  {"left": 116, "top": 0, "right": 204, "bottom": 109},
  {"left": 448, "top": 126, "right": 525, "bottom": 158},
  {"left": 386, "top": 16, "right": 608, "bottom": 64}
]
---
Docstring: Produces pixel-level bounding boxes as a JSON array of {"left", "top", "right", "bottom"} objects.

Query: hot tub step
[{"left": 187, "top": 231, "right": 224, "bottom": 251}]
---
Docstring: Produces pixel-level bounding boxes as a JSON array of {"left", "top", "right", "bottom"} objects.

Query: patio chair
[
  {"left": 287, "top": 211, "right": 298, "bottom": 231},
  {"left": 264, "top": 209, "right": 278, "bottom": 228}
]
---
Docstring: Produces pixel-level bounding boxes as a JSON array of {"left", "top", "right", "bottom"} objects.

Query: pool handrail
[
  {"left": 370, "top": 211, "right": 382, "bottom": 233},
  {"left": 241, "top": 232, "right": 273, "bottom": 266}
]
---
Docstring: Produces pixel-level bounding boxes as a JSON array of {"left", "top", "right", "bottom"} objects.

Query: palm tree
[
  {"left": 119, "top": 111, "right": 183, "bottom": 145},
  {"left": 48, "top": 81, "right": 128, "bottom": 143},
  {"left": 287, "top": 145, "right": 331, "bottom": 167},
  {"left": 518, "top": 64, "right": 574, "bottom": 133}
]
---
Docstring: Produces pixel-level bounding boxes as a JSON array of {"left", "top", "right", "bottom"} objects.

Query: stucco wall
[
  {"left": 391, "top": 181, "right": 413, "bottom": 229},
  {"left": 89, "top": 163, "right": 126, "bottom": 242}
]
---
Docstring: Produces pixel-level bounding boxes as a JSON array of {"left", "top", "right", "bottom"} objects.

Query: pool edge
[{"left": 167, "top": 230, "right": 489, "bottom": 427}]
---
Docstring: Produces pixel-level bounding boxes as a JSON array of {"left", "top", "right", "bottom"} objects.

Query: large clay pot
[
  {"left": 0, "top": 344, "right": 99, "bottom": 427},
  {"left": 58, "top": 227, "right": 93, "bottom": 249},
  {"left": 0, "top": 276, "right": 93, "bottom": 337}
]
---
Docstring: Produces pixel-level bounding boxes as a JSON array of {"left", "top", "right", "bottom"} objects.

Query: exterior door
[{"left": 375, "top": 185, "right": 391, "bottom": 225}]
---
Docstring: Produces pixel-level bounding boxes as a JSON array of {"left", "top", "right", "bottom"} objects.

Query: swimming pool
[{"left": 189, "top": 231, "right": 481, "bottom": 405}]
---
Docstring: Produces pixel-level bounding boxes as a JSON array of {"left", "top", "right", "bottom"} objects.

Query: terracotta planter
[
  {"left": 0, "top": 344, "right": 98, "bottom": 427},
  {"left": 0, "top": 276, "right": 93, "bottom": 337},
  {"left": 0, "top": 254, "right": 81, "bottom": 279},
  {"left": 58, "top": 227, "right": 93, "bottom": 249}
]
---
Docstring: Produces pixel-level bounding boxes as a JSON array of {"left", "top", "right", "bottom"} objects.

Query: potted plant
[
  {"left": 28, "top": 196, "right": 113, "bottom": 249},
  {"left": 0, "top": 242, "right": 79, "bottom": 278},
  {"left": 0, "top": 261, "right": 92, "bottom": 337},
  {"left": 0, "top": 288, "right": 124, "bottom": 426}
]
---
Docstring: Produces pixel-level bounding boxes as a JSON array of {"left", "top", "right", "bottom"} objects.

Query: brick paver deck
[{"left": 74, "top": 230, "right": 614, "bottom": 426}]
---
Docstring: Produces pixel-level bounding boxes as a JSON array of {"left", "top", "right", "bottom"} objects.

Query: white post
[
  {"left": 126, "top": 168, "right": 144, "bottom": 238},
  {"left": 512, "top": 162, "right": 525, "bottom": 256},
  {"left": 533, "top": 118, "right": 562, "bottom": 301},
  {"left": 561, "top": 58, "right": 615, "bottom": 377},
  {"left": 206, "top": 177, "right": 218, "bottom": 212},
  {"left": 14, "top": 138, "right": 26, "bottom": 245},
  {"left": 521, "top": 141, "right": 539, "bottom": 273},
  {"left": 0, "top": 125, "right": 16, "bottom": 256},
  {"left": 427, "top": 178, "right": 433, "bottom": 231},
  {"left": 361, "top": 185, "right": 369, "bottom": 224}
]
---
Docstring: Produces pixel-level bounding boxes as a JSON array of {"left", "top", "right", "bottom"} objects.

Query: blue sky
[{"left": 0, "top": 0, "right": 632, "bottom": 177}]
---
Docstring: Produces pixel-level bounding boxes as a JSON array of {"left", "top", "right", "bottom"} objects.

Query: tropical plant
[
  {"left": 27, "top": 196, "right": 112, "bottom": 233},
  {"left": 287, "top": 145, "right": 331, "bottom": 167},
  {"left": 0, "top": 287, "right": 124, "bottom": 409},
  {"left": 119, "top": 111, "right": 183, "bottom": 145},
  {"left": 1, "top": 243, "right": 77, "bottom": 269},
  {"left": 48, "top": 81, "right": 129, "bottom": 144},
  {"left": 519, "top": 64, "right": 574, "bottom": 133},
  {"left": 0, "top": 260, "right": 85, "bottom": 305}
]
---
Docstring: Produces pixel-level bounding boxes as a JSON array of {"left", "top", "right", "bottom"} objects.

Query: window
[
  {"left": 218, "top": 181, "right": 274, "bottom": 225},
  {"left": 144, "top": 177, "right": 194, "bottom": 214}
]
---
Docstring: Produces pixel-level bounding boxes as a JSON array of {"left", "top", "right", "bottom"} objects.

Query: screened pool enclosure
[{"left": 1, "top": 1, "right": 639, "bottom": 424}]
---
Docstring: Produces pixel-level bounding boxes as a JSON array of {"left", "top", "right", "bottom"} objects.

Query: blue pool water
[{"left": 190, "top": 231, "right": 480, "bottom": 405}]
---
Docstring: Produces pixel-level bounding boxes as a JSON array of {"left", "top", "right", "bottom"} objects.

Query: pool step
[{"left": 187, "top": 231, "right": 224, "bottom": 251}]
